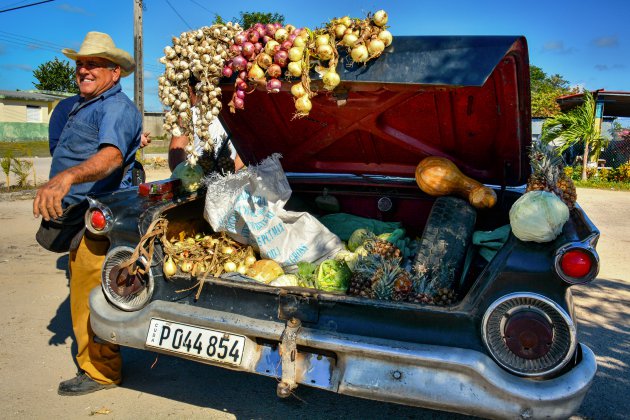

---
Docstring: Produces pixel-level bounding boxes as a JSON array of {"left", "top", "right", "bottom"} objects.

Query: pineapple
[
  {"left": 370, "top": 257, "right": 402, "bottom": 301},
  {"left": 434, "top": 287, "right": 457, "bottom": 306},
  {"left": 363, "top": 236, "right": 401, "bottom": 260},
  {"left": 216, "top": 155, "right": 235, "bottom": 174},
  {"left": 526, "top": 141, "right": 577, "bottom": 209},
  {"left": 409, "top": 266, "right": 435, "bottom": 304},
  {"left": 198, "top": 150, "right": 216, "bottom": 175},
  {"left": 348, "top": 254, "right": 380, "bottom": 298},
  {"left": 393, "top": 269, "right": 413, "bottom": 301},
  {"left": 348, "top": 254, "right": 410, "bottom": 301}
]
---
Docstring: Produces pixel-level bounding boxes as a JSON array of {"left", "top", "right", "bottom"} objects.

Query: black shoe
[{"left": 57, "top": 372, "right": 116, "bottom": 396}]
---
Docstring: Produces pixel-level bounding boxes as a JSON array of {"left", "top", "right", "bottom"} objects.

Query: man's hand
[
  {"left": 33, "top": 172, "right": 73, "bottom": 221},
  {"left": 33, "top": 145, "right": 123, "bottom": 221}
]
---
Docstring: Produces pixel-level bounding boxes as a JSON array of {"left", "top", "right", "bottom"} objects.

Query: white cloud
[
  {"left": 0, "top": 63, "right": 33, "bottom": 72},
  {"left": 542, "top": 40, "right": 574, "bottom": 54},
  {"left": 56, "top": 3, "right": 92, "bottom": 16},
  {"left": 592, "top": 36, "right": 618, "bottom": 48}
]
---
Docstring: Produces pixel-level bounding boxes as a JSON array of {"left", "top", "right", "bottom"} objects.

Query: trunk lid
[{"left": 220, "top": 35, "right": 531, "bottom": 187}]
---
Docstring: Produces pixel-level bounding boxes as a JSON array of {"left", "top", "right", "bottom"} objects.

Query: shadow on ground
[{"left": 572, "top": 276, "right": 630, "bottom": 419}]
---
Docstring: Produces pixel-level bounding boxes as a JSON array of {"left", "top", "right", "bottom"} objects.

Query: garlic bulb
[{"left": 157, "top": 23, "right": 242, "bottom": 165}]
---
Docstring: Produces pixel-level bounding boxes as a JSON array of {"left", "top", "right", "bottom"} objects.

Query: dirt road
[{"left": 0, "top": 185, "right": 628, "bottom": 419}]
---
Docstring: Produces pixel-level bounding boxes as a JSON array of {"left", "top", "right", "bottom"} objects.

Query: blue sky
[{"left": 1, "top": 0, "right": 629, "bottom": 121}]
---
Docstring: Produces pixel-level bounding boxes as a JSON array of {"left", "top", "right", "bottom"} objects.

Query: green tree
[
  {"left": 32, "top": 57, "right": 78, "bottom": 93},
  {"left": 541, "top": 90, "right": 608, "bottom": 180},
  {"left": 213, "top": 11, "right": 285, "bottom": 28},
  {"left": 530, "top": 65, "right": 577, "bottom": 117}
]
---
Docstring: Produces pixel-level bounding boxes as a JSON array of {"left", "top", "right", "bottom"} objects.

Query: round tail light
[
  {"left": 90, "top": 209, "right": 107, "bottom": 230},
  {"left": 102, "top": 246, "right": 154, "bottom": 311},
  {"left": 554, "top": 245, "right": 599, "bottom": 285},
  {"left": 85, "top": 199, "right": 113, "bottom": 235},
  {"left": 482, "top": 293, "right": 576, "bottom": 378}
]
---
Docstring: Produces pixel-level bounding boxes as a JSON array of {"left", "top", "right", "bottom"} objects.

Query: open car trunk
[{"left": 143, "top": 35, "right": 537, "bottom": 350}]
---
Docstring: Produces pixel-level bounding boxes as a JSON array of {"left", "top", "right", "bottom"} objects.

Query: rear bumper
[{"left": 90, "top": 288, "right": 596, "bottom": 419}]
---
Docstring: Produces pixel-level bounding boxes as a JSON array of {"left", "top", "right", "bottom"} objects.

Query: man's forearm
[{"left": 64, "top": 146, "right": 123, "bottom": 184}]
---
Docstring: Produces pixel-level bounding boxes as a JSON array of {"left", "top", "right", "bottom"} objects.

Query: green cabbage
[
  {"left": 348, "top": 228, "right": 372, "bottom": 251},
  {"left": 316, "top": 259, "right": 351, "bottom": 292},
  {"left": 171, "top": 161, "right": 204, "bottom": 192}
]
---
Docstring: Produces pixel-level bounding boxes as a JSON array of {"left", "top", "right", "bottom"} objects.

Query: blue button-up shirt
[{"left": 50, "top": 83, "right": 141, "bottom": 207}]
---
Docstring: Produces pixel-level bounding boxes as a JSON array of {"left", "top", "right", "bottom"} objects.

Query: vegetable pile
[{"left": 158, "top": 10, "right": 392, "bottom": 166}]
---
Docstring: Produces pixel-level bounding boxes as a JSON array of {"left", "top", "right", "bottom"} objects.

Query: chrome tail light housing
[
  {"left": 85, "top": 197, "right": 113, "bottom": 235},
  {"left": 482, "top": 293, "right": 577, "bottom": 378},
  {"left": 102, "top": 246, "right": 154, "bottom": 311},
  {"left": 554, "top": 241, "right": 599, "bottom": 285}
]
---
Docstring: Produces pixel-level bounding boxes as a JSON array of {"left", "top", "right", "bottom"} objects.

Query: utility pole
[{"left": 134, "top": 0, "right": 144, "bottom": 157}]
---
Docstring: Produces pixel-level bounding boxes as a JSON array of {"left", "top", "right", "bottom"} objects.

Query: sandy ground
[{"left": 0, "top": 182, "right": 628, "bottom": 419}]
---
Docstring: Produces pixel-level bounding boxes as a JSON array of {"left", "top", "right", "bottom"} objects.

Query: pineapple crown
[{"left": 371, "top": 257, "right": 403, "bottom": 300}]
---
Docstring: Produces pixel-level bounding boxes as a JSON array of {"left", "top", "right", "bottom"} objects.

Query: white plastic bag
[{"left": 203, "top": 154, "right": 344, "bottom": 268}]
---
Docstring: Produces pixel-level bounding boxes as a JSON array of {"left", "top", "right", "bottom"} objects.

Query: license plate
[{"left": 146, "top": 319, "right": 245, "bottom": 366}]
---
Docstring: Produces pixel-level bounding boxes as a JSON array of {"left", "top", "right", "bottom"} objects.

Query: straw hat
[{"left": 62, "top": 31, "right": 135, "bottom": 77}]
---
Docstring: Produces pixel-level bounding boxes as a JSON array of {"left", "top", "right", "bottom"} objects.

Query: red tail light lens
[
  {"left": 560, "top": 249, "right": 592, "bottom": 278},
  {"left": 554, "top": 243, "right": 599, "bottom": 285},
  {"left": 504, "top": 310, "right": 553, "bottom": 360},
  {"left": 90, "top": 209, "right": 107, "bottom": 231}
]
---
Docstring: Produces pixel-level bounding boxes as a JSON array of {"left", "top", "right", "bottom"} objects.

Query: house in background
[{"left": 0, "top": 90, "right": 72, "bottom": 142}]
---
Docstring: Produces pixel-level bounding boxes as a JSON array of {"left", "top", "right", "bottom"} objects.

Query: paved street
[{"left": 0, "top": 187, "right": 627, "bottom": 419}]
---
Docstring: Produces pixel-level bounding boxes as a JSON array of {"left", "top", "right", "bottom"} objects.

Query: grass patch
[
  {"left": 574, "top": 179, "right": 630, "bottom": 191},
  {"left": 0, "top": 139, "right": 170, "bottom": 158},
  {"left": 0, "top": 141, "right": 51, "bottom": 158}
]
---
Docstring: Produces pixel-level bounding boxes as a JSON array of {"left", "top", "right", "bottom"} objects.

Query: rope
[{"left": 118, "top": 218, "right": 168, "bottom": 277}]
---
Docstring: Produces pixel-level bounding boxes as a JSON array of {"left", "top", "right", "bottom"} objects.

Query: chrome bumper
[{"left": 90, "top": 289, "right": 596, "bottom": 419}]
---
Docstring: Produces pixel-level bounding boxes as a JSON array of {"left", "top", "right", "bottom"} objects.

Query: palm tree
[{"left": 541, "top": 90, "right": 608, "bottom": 180}]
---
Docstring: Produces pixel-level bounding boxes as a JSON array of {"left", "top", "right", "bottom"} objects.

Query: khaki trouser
[{"left": 68, "top": 234, "right": 122, "bottom": 385}]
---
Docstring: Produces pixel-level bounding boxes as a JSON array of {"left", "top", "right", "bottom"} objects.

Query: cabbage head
[
  {"left": 171, "top": 162, "right": 204, "bottom": 192},
  {"left": 316, "top": 259, "right": 351, "bottom": 292}
]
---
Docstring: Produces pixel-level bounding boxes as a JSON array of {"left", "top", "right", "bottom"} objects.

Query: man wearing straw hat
[{"left": 33, "top": 31, "right": 142, "bottom": 395}]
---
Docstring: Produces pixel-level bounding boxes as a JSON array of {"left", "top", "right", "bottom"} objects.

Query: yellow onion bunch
[
  {"left": 161, "top": 231, "right": 258, "bottom": 279},
  {"left": 158, "top": 23, "right": 241, "bottom": 165},
  {"left": 330, "top": 9, "right": 392, "bottom": 64}
]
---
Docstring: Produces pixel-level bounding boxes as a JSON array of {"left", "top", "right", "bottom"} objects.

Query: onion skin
[
  {"left": 317, "top": 44, "right": 333, "bottom": 60},
  {"left": 288, "top": 46, "right": 303, "bottom": 62},
  {"left": 222, "top": 66, "right": 233, "bottom": 78},
  {"left": 373, "top": 10, "right": 388, "bottom": 27},
  {"left": 266, "top": 78, "right": 282, "bottom": 93},
  {"left": 351, "top": 45, "right": 369, "bottom": 63},
  {"left": 378, "top": 30, "right": 393, "bottom": 47},
  {"left": 295, "top": 95, "right": 312, "bottom": 113},
  {"left": 368, "top": 38, "right": 385, "bottom": 55},
  {"left": 291, "top": 83, "right": 306, "bottom": 97},
  {"left": 256, "top": 52, "right": 273, "bottom": 69},
  {"left": 287, "top": 61, "right": 302, "bottom": 77},
  {"left": 323, "top": 71, "right": 341, "bottom": 90},
  {"left": 267, "top": 63, "right": 282, "bottom": 78}
]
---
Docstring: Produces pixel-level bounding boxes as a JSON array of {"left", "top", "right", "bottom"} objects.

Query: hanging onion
[
  {"left": 373, "top": 10, "right": 388, "bottom": 27},
  {"left": 291, "top": 82, "right": 306, "bottom": 97},
  {"left": 351, "top": 45, "right": 369, "bottom": 62},
  {"left": 295, "top": 95, "right": 312, "bottom": 113}
]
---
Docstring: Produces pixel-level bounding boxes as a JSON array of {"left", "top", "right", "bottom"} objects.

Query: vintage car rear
[{"left": 88, "top": 36, "right": 598, "bottom": 419}]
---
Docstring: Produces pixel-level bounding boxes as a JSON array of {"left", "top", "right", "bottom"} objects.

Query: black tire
[{"left": 413, "top": 196, "right": 477, "bottom": 291}]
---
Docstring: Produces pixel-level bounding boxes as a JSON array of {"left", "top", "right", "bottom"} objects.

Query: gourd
[{"left": 415, "top": 156, "right": 497, "bottom": 209}]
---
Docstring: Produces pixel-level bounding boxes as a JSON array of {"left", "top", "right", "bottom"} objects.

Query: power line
[
  {"left": 164, "top": 0, "right": 192, "bottom": 29},
  {"left": 0, "top": 0, "right": 54, "bottom": 14},
  {"left": 0, "top": 30, "right": 65, "bottom": 51},
  {"left": 188, "top": 0, "right": 212, "bottom": 14}
]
